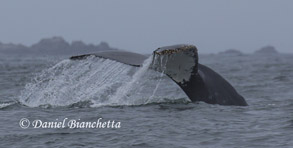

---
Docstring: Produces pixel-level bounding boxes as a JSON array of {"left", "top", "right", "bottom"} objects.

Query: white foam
[{"left": 0, "top": 102, "right": 15, "bottom": 109}]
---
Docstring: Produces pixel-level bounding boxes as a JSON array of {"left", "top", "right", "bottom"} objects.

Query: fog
[{"left": 0, "top": 0, "right": 292, "bottom": 54}]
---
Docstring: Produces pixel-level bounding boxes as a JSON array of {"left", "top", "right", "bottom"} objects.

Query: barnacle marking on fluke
[{"left": 154, "top": 45, "right": 196, "bottom": 55}]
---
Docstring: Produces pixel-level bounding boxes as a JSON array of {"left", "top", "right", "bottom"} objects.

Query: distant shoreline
[{"left": 0, "top": 36, "right": 117, "bottom": 55}]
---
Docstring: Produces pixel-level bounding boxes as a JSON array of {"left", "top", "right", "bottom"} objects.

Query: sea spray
[
  {"left": 147, "top": 55, "right": 168, "bottom": 103},
  {"left": 108, "top": 56, "right": 153, "bottom": 105},
  {"left": 0, "top": 101, "right": 16, "bottom": 109},
  {"left": 19, "top": 55, "right": 188, "bottom": 108},
  {"left": 19, "top": 56, "right": 133, "bottom": 107},
  {"left": 105, "top": 55, "right": 188, "bottom": 106}
]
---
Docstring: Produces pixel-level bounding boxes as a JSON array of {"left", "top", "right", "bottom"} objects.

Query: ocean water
[{"left": 0, "top": 53, "right": 292, "bottom": 148}]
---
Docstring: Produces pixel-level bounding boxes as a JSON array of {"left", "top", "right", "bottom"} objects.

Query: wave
[
  {"left": 18, "top": 56, "right": 189, "bottom": 108},
  {"left": 0, "top": 101, "right": 17, "bottom": 109}
]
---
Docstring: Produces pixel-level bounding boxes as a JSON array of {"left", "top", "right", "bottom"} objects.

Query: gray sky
[{"left": 0, "top": 0, "right": 292, "bottom": 54}]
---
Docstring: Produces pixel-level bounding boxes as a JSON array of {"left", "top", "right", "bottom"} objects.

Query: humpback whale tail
[
  {"left": 151, "top": 45, "right": 248, "bottom": 106},
  {"left": 70, "top": 44, "right": 248, "bottom": 106}
]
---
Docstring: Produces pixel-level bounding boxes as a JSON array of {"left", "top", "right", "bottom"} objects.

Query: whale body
[{"left": 70, "top": 45, "right": 248, "bottom": 106}]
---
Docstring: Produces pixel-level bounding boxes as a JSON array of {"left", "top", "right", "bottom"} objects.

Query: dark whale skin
[{"left": 193, "top": 64, "right": 247, "bottom": 106}]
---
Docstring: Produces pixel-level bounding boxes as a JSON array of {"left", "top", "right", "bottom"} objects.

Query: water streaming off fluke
[{"left": 19, "top": 56, "right": 189, "bottom": 107}]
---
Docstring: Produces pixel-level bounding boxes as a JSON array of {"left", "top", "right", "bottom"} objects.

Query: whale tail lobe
[{"left": 151, "top": 44, "right": 247, "bottom": 106}]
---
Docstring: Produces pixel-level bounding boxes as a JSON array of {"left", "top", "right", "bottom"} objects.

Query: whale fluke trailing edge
[{"left": 70, "top": 45, "right": 248, "bottom": 106}]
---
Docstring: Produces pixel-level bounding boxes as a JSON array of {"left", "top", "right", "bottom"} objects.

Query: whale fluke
[{"left": 70, "top": 45, "right": 248, "bottom": 106}]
